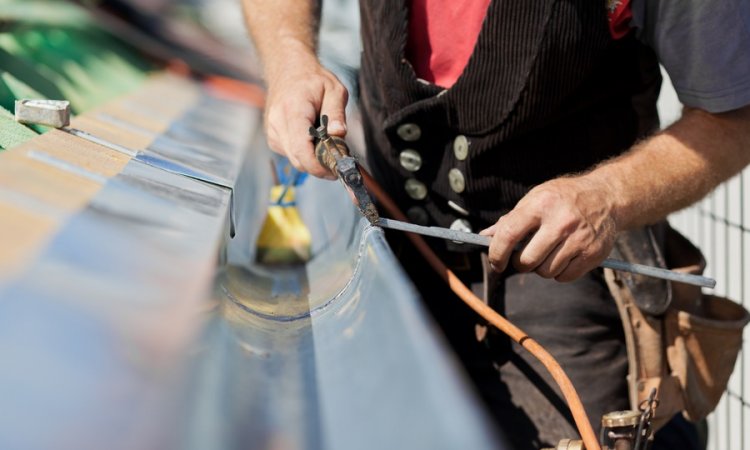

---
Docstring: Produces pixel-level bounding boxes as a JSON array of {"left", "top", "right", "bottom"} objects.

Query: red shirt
[
  {"left": 406, "top": 0, "right": 491, "bottom": 89},
  {"left": 406, "top": 0, "right": 633, "bottom": 89}
]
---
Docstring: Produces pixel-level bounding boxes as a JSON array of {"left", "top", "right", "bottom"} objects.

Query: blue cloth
[
  {"left": 271, "top": 154, "right": 307, "bottom": 206},
  {"left": 272, "top": 153, "right": 308, "bottom": 186}
]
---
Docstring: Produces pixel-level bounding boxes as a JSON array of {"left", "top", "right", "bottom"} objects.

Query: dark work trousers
[{"left": 387, "top": 233, "right": 701, "bottom": 449}]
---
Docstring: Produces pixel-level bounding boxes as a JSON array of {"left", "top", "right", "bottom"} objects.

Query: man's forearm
[
  {"left": 242, "top": 0, "right": 349, "bottom": 178},
  {"left": 589, "top": 105, "right": 750, "bottom": 230},
  {"left": 242, "top": 0, "right": 321, "bottom": 79},
  {"left": 483, "top": 105, "right": 750, "bottom": 280}
]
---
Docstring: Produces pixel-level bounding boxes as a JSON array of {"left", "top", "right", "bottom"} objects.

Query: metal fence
[
  {"left": 670, "top": 171, "right": 749, "bottom": 450},
  {"left": 662, "top": 72, "right": 750, "bottom": 450}
]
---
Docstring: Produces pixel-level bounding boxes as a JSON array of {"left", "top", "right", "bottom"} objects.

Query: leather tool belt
[{"left": 605, "top": 223, "right": 750, "bottom": 430}]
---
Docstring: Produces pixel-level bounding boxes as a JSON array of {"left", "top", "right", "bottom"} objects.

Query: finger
[
  {"left": 511, "top": 227, "right": 563, "bottom": 273},
  {"left": 320, "top": 80, "right": 349, "bottom": 137},
  {"left": 264, "top": 115, "right": 287, "bottom": 156},
  {"left": 479, "top": 223, "right": 497, "bottom": 236},
  {"left": 266, "top": 135, "right": 286, "bottom": 157},
  {"left": 286, "top": 154, "right": 304, "bottom": 173},
  {"left": 266, "top": 106, "right": 312, "bottom": 171},
  {"left": 488, "top": 211, "right": 539, "bottom": 273},
  {"left": 535, "top": 241, "right": 576, "bottom": 279},
  {"left": 554, "top": 255, "right": 590, "bottom": 283},
  {"left": 286, "top": 116, "right": 336, "bottom": 179}
]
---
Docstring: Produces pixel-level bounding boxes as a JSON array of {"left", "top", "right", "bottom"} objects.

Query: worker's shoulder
[{"left": 630, "top": 0, "right": 750, "bottom": 113}]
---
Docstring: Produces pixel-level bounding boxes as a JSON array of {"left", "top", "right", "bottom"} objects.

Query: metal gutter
[{"left": 0, "top": 77, "right": 503, "bottom": 450}]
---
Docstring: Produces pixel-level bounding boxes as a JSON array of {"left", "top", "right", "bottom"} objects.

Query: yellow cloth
[{"left": 255, "top": 186, "right": 311, "bottom": 265}]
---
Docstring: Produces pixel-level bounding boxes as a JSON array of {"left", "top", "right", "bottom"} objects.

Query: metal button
[
  {"left": 448, "top": 168, "right": 466, "bottom": 193},
  {"left": 406, "top": 206, "right": 429, "bottom": 226},
  {"left": 399, "top": 149, "right": 422, "bottom": 172},
  {"left": 404, "top": 178, "right": 428, "bottom": 200},
  {"left": 453, "top": 135, "right": 469, "bottom": 160},
  {"left": 396, "top": 123, "right": 421, "bottom": 142},
  {"left": 449, "top": 218, "right": 472, "bottom": 233},
  {"left": 449, "top": 218, "right": 472, "bottom": 244}
]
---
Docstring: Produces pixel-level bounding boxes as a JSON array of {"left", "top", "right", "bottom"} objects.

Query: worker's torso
[{"left": 359, "top": 0, "right": 661, "bottom": 236}]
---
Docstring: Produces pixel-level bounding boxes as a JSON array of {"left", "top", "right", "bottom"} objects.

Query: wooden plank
[
  {"left": 0, "top": 72, "right": 202, "bottom": 279},
  {"left": 15, "top": 129, "right": 131, "bottom": 177},
  {"left": 0, "top": 202, "right": 56, "bottom": 281},
  {"left": 70, "top": 115, "right": 154, "bottom": 151}
]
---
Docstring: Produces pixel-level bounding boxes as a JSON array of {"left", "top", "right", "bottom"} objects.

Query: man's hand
[
  {"left": 242, "top": 0, "right": 348, "bottom": 180},
  {"left": 480, "top": 105, "right": 750, "bottom": 283},
  {"left": 264, "top": 51, "right": 349, "bottom": 180},
  {"left": 480, "top": 176, "right": 619, "bottom": 282}
]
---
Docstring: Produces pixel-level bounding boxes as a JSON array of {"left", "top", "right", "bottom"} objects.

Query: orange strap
[
  {"left": 362, "top": 170, "right": 601, "bottom": 450},
  {"left": 203, "top": 75, "right": 266, "bottom": 108}
]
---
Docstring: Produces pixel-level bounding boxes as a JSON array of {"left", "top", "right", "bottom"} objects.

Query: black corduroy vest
[{"left": 358, "top": 0, "right": 661, "bottom": 232}]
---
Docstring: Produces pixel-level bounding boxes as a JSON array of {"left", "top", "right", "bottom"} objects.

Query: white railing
[{"left": 663, "top": 70, "right": 750, "bottom": 450}]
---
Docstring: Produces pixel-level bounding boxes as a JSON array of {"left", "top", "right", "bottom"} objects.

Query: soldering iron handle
[
  {"left": 314, "top": 135, "right": 349, "bottom": 174},
  {"left": 310, "top": 114, "right": 350, "bottom": 175}
]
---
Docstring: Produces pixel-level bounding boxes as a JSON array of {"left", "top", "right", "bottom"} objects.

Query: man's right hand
[{"left": 264, "top": 51, "right": 349, "bottom": 180}]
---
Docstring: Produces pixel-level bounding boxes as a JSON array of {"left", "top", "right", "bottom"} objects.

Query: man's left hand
[{"left": 480, "top": 176, "right": 619, "bottom": 282}]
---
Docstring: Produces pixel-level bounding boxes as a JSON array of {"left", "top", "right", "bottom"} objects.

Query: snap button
[
  {"left": 449, "top": 218, "right": 472, "bottom": 244},
  {"left": 406, "top": 206, "right": 429, "bottom": 226},
  {"left": 453, "top": 135, "right": 469, "bottom": 160},
  {"left": 399, "top": 149, "right": 422, "bottom": 172},
  {"left": 397, "top": 123, "right": 421, "bottom": 142},
  {"left": 448, "top": 168, "right": 466, "bottom": 193},
  {"left": 404, "top": 178, "right": 428, "bottom": 200}
]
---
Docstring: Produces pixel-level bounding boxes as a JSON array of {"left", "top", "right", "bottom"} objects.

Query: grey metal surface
[
  {"left": 0, "top": 89, "right": 503, "bottom": 450},
  {"left": 68, "top": 96, "right": 252, "bottom": 190},
  {"left": 0, "top": 93, "right": 252, "bottom": 450},
  {"left": 0, "top": 161, "right": 231, "bottom": 450},
  {"left": 182, "top": 147, "right": 503, "bottom": 449}
]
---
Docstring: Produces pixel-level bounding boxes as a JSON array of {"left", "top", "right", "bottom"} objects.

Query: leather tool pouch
[{"left": 605, "top": 224, "right": 750, "bottom": 430}]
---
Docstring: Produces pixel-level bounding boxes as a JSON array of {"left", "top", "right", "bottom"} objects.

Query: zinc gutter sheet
[{"left": 0, "top": 81, "right": 503, "bottom": 449}]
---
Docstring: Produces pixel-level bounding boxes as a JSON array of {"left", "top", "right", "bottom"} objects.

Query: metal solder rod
[
  {"left": 377, "top": 218, "right": 716, "bottom": 289},
  {"left": 379, "top": 218, "right": 493, "bottom": 246},
  {"left": 598, "top": 259, "right": 715, "bottom": 289}
]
